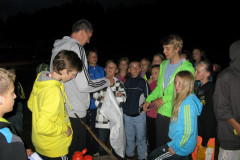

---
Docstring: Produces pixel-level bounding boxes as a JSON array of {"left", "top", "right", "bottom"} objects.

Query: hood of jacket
[
  {"left": 185, "top": 94, "right": 203, "bottom": 116},
  {"left": 53, "top": 36, "right": 79, "bottom": 47},
  {"left": 230, "top": 40, "right": 240, "bottom": 71},
  {"left": 0, "top": 118, "right": 10, "bottom": 129},
  {"left": 32, "top": 72, "right": 63, "bottom": 95}
]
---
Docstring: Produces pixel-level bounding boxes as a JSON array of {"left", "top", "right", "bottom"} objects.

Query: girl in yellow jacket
[{"left": 28, "top": 50, "right": 82, "bottom": 159}]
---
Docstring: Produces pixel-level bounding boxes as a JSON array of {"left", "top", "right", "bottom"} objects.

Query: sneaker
[
  {"left": 92, "top": 152, "right": 99, "bottom": 156},
  {"left": 124, "top": 155, "right": 134, "bottom": 160}
]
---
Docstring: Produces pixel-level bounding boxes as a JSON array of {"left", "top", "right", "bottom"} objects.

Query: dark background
[
  {"left": 0, "top": 0, "right": 239, "bottom": 155},
  {"left": 1, "top": 0, "right": 239, "bottom": 100},
  {"left": 1, "top": 0, "right": 239, "bottom": 68}
]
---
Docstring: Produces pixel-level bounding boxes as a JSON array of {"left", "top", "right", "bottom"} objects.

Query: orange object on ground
[
  {"left": 72, "top": 148, "right": 92, "bottom": 160},
  {"left": 191, "top": 136, "right": 215, "bottom": 160}
]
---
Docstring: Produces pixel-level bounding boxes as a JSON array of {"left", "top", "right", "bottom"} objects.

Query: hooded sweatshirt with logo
[
  {"left": 214, "top": 40, "right": 240, "bottom": 150},
  {"left": 167, "top": 94, "right": 202, "bottom": 156},
  {"left": 50, "top": 36, "right": 110, "bottom": 118},
  {"left": 145, "top": 59, "right": 195, "bottom": 117},
  {"left": 28, "top": 72, "right": 72, "bottom": 157}
]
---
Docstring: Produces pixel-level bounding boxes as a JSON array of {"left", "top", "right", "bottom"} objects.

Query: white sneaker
[{"left": 93, "top": 152, "right": 99, "bottom": 156}]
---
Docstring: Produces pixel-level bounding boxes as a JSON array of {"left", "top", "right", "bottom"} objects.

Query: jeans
[
  {"left": 218, "top": 147, "right": 240, "bottom": 160},
  {"left": 149, "top": 144, "right": 189, "bottom": 160},
  {"left": 98, "top": 128, "right": 110, "bottom": 155},
  {"left": 123, "top": 113, "right": 147, "bottom": 159}
]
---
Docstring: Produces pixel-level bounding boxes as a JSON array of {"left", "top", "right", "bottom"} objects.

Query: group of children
[
  {"left": 0, "top": 34, "right": 218, "bottom": 160},
  {"left": 85, "top": 34, "right": 216, "bottom": 160}
]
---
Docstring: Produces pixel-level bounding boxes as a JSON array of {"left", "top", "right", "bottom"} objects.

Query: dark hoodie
[
  {"left": 0, "top": 118, "right": 27, "bottom": 160},
  {"left": 213, "top": 40, "right": 240, "bottom": 150}
]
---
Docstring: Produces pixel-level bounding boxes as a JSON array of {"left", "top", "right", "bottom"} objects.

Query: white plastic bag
[{"left": 100, "top": 87, "right": 126, "bottom": 158}]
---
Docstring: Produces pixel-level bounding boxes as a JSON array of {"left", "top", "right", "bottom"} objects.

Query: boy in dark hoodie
[
  {"left": 123, "top": 61, "right": 151, "bottom": 160},
  {"left": 0, "top": 68, "right": 27, "bottom": 160},
  {"left": 214, "top": 40, "right": 240, "bottom": 159}
]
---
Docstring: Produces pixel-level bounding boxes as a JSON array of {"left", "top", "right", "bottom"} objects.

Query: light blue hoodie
[{"left": 167, "top": 94, "right": 202, "bottom": 156}]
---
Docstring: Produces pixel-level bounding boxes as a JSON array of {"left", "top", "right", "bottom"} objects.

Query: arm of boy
[
  {"left": 145, "top": 79, "right": 162, "bottom": 105},
  {"left": 27, "top": 92, "right": 33, "bottom": 112},
  {"left": 168, "top": 146, "right": 175, "bottom": 155},
  {"left": 152, "top": 97, "right": 164, "bottom": 109},
  {"left": 66, "top": 126, "right": 72, "bottom": 137},
  {"left": 143, "top": 102, "right": 150, "bottom": 112},
  {"left": 115, "top": 81, "right": 126, "bottom": 103},
  {"left": 93, "top": 90, "right": 104, "bottom": 107},
  {"left": 116, "top": 91, "right": 122, "bottom": 97},
  {"left": 229, "top": 118, "right": 240, "bottom": 135}
]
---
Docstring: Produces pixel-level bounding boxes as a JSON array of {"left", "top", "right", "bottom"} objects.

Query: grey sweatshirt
[
  {"left": 213, "top": 40, "right": 240, "bottom": 150},
  {"left": 50, "top": 36, "right": 110, "bottom": 118}
]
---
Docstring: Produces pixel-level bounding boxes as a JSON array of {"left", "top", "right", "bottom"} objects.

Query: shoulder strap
[{"left": 0, "top": 127, "right": 12, "bottom": 143}]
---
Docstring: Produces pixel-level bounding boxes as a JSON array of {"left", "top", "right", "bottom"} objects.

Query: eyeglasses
[{"left": 68, "top": 71, "right": 78, "bottom": 78}]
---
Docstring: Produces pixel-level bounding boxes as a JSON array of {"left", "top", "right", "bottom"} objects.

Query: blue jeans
[
  {"left": 123, "top": 113, "right": 147, "bottom": 159},
  {"left": 149, "top": 144, "right": 189, "bottom": 160},
  {"left": 98, "top": 128, "right": 110, "bottom": 155}
]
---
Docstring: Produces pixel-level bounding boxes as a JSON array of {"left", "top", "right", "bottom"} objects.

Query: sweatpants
[{"left": 155, "top": 114, "right": 171, "bottom": 148}]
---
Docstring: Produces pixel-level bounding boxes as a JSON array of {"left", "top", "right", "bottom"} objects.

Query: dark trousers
[
  {"left": 149, "top": 144, "right": 189, "bottom": 160},
  {"left": 156, "top": 114, "right": 171, "bottom": 148},
  {"left": 98, "top": 128, "right": 110, "bottom": 155},
  {"left": 68, "top": 117, "right": 87, "bottom": 159},
  {"left": 86, "top": 109, "right": 98, "bottom": 154},
  {"left": 147, "top": 116, "right": 156, "bottom": 153}
]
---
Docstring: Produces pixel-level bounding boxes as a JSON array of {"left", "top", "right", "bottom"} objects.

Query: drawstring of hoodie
[{"left": 60, "top": 84, "right": 73, "bottom": 111}]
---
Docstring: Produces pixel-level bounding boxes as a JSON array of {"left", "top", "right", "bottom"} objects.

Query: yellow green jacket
[
  {"left": 28, "top": 72, "right": 72, "bottom": 157},
  {"left": 145, "top": 59, "right": 195, "bottom": 117}
]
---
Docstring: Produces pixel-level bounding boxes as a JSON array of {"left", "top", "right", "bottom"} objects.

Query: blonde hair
[
  {"left": 162, "top": 34, "right": 183, "bottom": 52},
  {"left": 171, "top": 71, "right": 194, "bottom": 121},
  {"left": 0, "top": 68, "right": 16, "bottom": 96}
]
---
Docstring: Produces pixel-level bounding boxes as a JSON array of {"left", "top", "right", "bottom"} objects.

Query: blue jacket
[
  {"left": 88, "top": 65, "right": 105, "bottom": 109},
  {"left": 167, "top": 94, "right": 202, "bottom": 156},
  {"left": 123, "top": 75, "right": 151, "bottom": 116}
]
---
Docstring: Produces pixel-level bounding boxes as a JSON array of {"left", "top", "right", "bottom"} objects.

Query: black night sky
[{"left": 0, "top": 0, "right": 239, "bottom": 69}]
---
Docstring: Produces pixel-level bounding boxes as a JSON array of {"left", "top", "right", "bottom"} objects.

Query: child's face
[
  {"left": 192, "top": 49, "right": 201, "bottom": 61},
  {"left": 180, "top": 53, "right": 188, "bottom": 60},
  {"left": 87, "top": 51, "right": 98, "bottom": 66},
  {"left": 128, "top": 62, "right": 141, "bottom": 78},
  {"left": 174, "top": 75, "right": 182, "bottom": 94},
  {"left": 152, "top": 56, "right": 162, "bottom": 65},
  {"left": 0, "top": 82, "right": 16, "bottom": 115},
  {"left": 140, "top": 60, "right": 149, "bottom": 72},
  {"left": 105, "top": 62, "right": 118, "bottom": 77},
  {"left": 151, "top": 67, "right": 159, "bottom": 81},
  {"left": 61, "top": 69, "right": 78, "bottom": 83},
  {"left": 163, "top": 44, "right": 179, "bottom": 60},
  {"left": 195, "top": 63, "right": 209, "bottom": 81},
  {"left": 119, "top": 60, "right": 128, "bottom": 71}
]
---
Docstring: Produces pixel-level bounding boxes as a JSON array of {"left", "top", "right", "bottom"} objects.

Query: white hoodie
[{"left": 50, "top": 36, "right": 110, "bottom": 118}]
